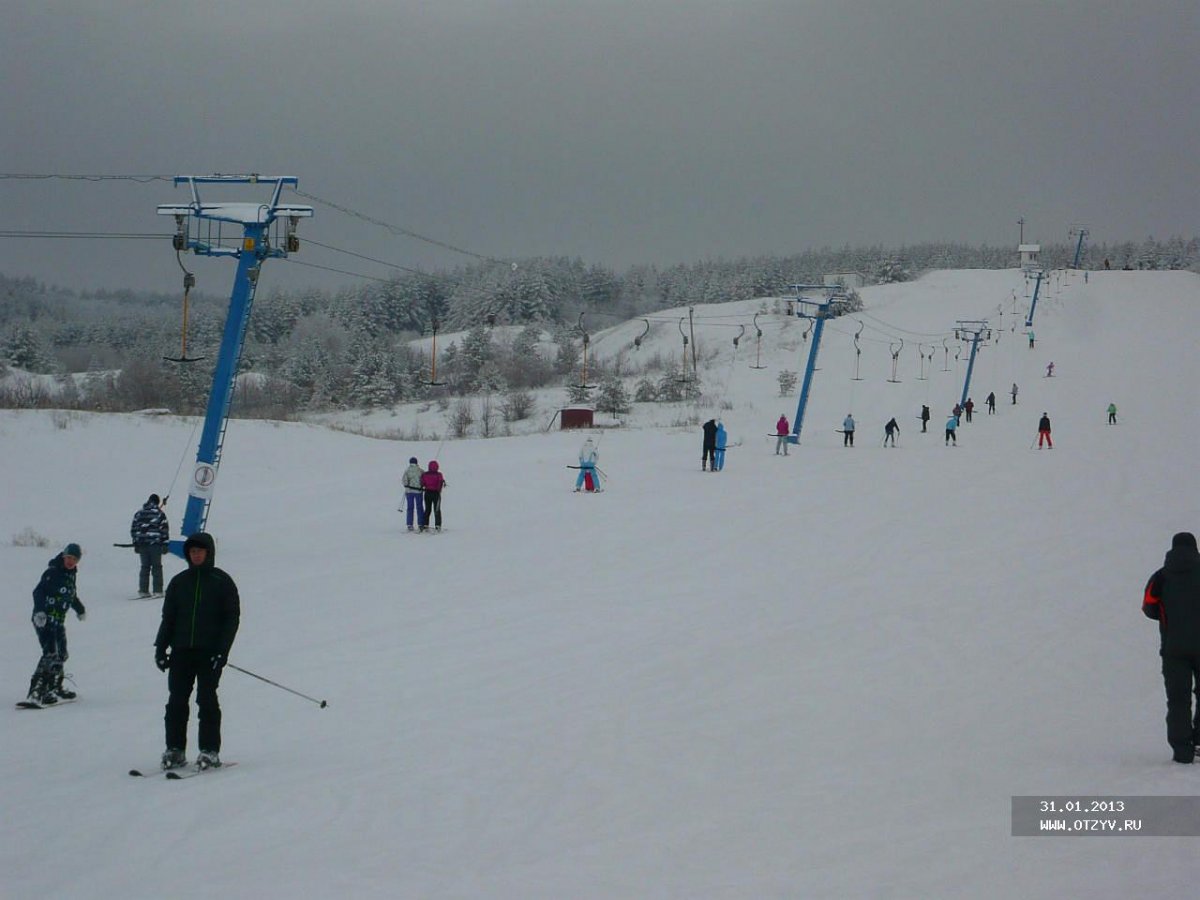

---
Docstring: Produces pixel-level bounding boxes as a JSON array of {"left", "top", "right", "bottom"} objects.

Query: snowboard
[
  {"left": 130, "top": 761, "right": 238, "bottom": 779},
  {"left": 16, "top": 697, "right": 77, "bottom": 710}
]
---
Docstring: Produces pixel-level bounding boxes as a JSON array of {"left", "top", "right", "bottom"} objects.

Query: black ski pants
[
  {"left": 165, "top": 648, "right": 224, "bottom": 753},
  {"left": 423, "top": 490, "right": 443, "bottom": 529},
  {"left": 1162, "top": 651, "right": 1200, "bottom": 761},
  {"left": 137, "top": 545, "right": 164, "bottom": 594}
]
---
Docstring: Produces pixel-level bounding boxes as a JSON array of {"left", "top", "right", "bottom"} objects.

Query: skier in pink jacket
[
  {"left": 419, "top": 461, "right": 446, "bottom": 532},
  {"left": 775, "top": 415, "right": 790, "bottom": 456}
]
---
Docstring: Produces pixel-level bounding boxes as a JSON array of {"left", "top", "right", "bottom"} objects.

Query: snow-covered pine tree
[{"left": 596, "top": 376, "right": 631, "bottom": 415}]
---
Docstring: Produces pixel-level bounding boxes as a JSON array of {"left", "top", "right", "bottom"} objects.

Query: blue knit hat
[{"left": 63, "top": 542, "right": 82, "bottom": 559}]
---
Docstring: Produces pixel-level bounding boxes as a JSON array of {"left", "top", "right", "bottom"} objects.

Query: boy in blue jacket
[{"left": 26, "top": 543, "right": 86, "bottom": 706}]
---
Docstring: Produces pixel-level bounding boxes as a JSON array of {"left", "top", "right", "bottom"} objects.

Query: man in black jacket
[
  {"left": 155, "top": 532, "right": 240, "bottom": 770},
  {"left": 701, "top": 419, "right": 718, "bottom": 471},
  {"left": 1143, "top": 532, "right": 1200, "bottom": 763}
]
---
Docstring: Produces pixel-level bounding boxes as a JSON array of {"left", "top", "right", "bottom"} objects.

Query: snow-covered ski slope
[{"left": 3, "top": 269, "right": 1199, "bottom": 898}]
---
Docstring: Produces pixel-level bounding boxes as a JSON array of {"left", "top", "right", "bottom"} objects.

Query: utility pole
[{"left": 688, "top": 306, "right": 697, "bottom": 375}]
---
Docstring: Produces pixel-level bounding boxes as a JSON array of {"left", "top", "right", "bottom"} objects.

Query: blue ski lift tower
[
  {"left": 1068, "top": 224, "right": 1090, "bottom": 269},
  {"left": 158, "top": 175, "right": 313, "bottom": 556},
  {"left": 954, "top": 319, "right": 992, "bottom": 410},
  {"left": 787, "top": 283, "right": 848, "bottom": 445}
]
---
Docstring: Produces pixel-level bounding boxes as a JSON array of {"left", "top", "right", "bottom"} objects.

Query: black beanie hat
[
  {"left": 1171, "top": 532, "right": 1197, "bottom": 550},
  {"left": 149, "top": 493, "right": 160, "bottom": 505},
  {"left": 409, "top": 457, "right": 418, "bottom": 464}
]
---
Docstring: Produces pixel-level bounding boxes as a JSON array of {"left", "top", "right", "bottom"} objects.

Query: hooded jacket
[
  {"left": 579, "top": 440, "right": 598, "bottom": 466},
  {"left": 702, "top": 419, "right": 718, "bottom": 449},
  {"left": 421, "top": 461, "right": 446, "bottom": 492},
  {"left": 776, "top": 416, "right": 789, "bottom": 436},
  {"left": 32, "top": 553, "right": 85, "bottom": 624},
  {"left": 155, "top": 533, "right": 240, "bottom": 657},
  {"left": 1143, "top": 533, "right": 1200, "bottom": 654}
]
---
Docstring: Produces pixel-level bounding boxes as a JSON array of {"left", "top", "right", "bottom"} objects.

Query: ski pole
[{"left": 227, "top": 663, "right": 328, "bottom": 708}]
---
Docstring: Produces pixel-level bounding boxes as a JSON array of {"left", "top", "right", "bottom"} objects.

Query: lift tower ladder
[{"left": 157, "top": 175, "right": 312, "bottom": 556}]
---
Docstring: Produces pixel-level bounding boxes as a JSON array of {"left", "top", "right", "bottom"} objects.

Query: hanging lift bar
[
  {"left": 750, "top": 313, "right": 766, "bottom": 369},
  {"left": 577, "top": 312, "right": 596, "bottom": 389},
  {"left": 157, "top": 175, "right": 312, "bottom": 557},
  {"left": 163, "top": 243, "right": 204, "bottom": 363},
  {"left": 426, "top": 318, "right": 447, "bottom": 386}
]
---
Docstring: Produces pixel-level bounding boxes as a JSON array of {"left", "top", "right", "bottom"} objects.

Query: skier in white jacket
[{"left": 401, "top": 457, "right": 425, "bottom": 530}]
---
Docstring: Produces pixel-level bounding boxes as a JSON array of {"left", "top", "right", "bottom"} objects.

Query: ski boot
[
  {"left": 33, "top": 671, "right": 57, "bottom": 706},
  {"left": 161, "top": 748, "right": 187, "bottom": 770},
  {"left": 52, "top": 671, "right": 77, "bottom": 701},
  {"left": 25, "top": 671, "right": 47, "bottom": 706},
  {"left": 196, "top": 750, "right": 221, "bottom": 770}
]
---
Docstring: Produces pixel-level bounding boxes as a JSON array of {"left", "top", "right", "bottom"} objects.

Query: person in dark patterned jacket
[
  {"left": 27, "top": 543, "right": 86, "bottom": 705},
  {"left": 130, "top": 493, "right": 169, "bottom": 597}
]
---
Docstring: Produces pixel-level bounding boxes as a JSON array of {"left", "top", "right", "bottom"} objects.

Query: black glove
[
  {"left": 160, "top": 543, "right": 169, "bottom": 555},
  {"left": 155, "top": 649, "right": 170, "bottom": 672},
  {"left": 211, "top": 653, "right": 227, "bottom": 672}
]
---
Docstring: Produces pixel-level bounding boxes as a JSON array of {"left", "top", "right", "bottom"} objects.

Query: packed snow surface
[{"left": 3, "top": 269, "right": 1199, "bottom": 898}]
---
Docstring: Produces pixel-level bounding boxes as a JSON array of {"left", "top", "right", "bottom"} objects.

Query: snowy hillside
[{"left": 3, "top": 269, "right": 1200, "bottom": 898}]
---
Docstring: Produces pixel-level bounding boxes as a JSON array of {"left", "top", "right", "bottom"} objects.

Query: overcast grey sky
[{"left": 2, "top": 0, "right": 1197, "bottom": 294}]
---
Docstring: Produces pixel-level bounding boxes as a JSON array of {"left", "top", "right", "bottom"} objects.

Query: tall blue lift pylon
[
  {"left": 157, "top": 175, "right": 313, "bottom": 557},
  {"left": 1024, "top": 269, "right": 1044, "bottom": 328},
  {"left": 787, "top": 285, "right": 841, "bottom": 445},
  {"left": 1069, "top": 225, "right": 1089, "bottom": 269},
  {"left": 954, "top": 320, "right": 992, "bottom": 410}
]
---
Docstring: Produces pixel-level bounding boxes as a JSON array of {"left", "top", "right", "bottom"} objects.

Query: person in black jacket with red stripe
[
  {"left": 154, "top": 532, "right": 240, "bottom": 770},
  {"left": 1143, "top": 531, "right": 1200, "bottom": 763}
]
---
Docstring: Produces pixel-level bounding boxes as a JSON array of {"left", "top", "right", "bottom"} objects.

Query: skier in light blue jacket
[
  {"left": 714, "top": 421, "right": 728, "bottom": 471},
  {"left": 842, "top": 414, "right": 856, "bottom": 447},
  {"left": 945, "top": 414, "right": 958, "bottom": 445},
  {"left": 575, "top": 437, "right": 601, "bottom": 492}
]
